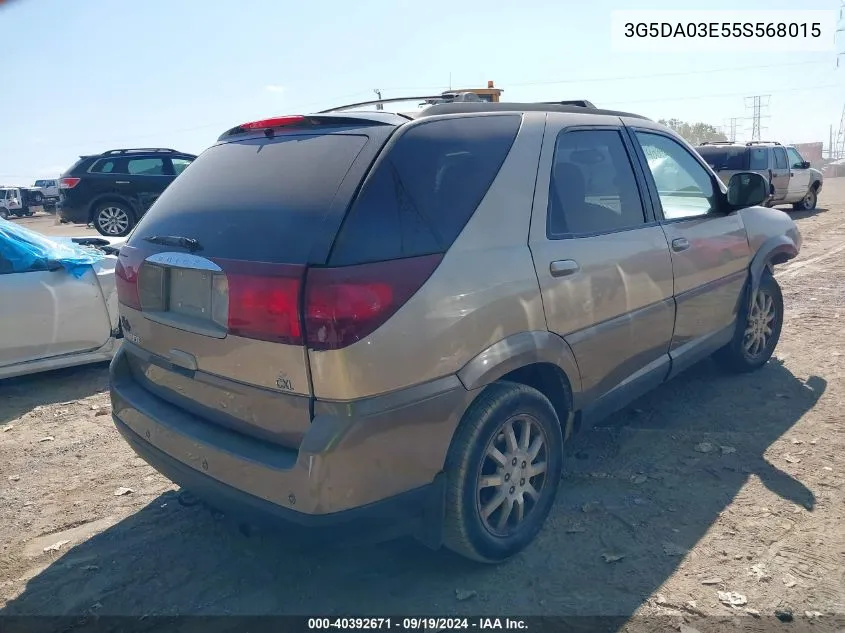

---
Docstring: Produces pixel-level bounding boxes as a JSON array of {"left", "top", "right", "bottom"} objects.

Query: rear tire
[
  {"left": 441, "top": 381, "right": 563, "bottom": 563},
  {"left": 713, "top": 271, "right": 783, "bottom": 373},
  {"left": 0, "top": 207, "right": 7, "bottom": 220},
  {"left": 94, "top": 202, "right": 135, "bottom": 237}
]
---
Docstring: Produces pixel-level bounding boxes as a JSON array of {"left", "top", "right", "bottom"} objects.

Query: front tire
[
  {"left": 714, "top": 271, "right": 783, "bottom": 373},
  {"left": 94, "top": 202, "right": 134, "bottom": 237},
  {"left": 793, "top": 186, "right": 818, "bottom": 211},
  {"left": 442, "top": 382, "right": 564, "bottom": 563}
]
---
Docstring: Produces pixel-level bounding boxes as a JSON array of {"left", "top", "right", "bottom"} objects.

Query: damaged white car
[{"left": 0, "top": 219, "right": 125, "bottom": 379}]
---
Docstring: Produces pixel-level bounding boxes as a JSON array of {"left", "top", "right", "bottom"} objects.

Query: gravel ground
[{"left": 1, "top": 185, "right": 844, "bottom": 632}]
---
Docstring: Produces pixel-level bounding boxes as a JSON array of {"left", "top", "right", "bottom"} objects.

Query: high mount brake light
[{"left": 239, "top": 115, "right": 305, "bottom": 130}]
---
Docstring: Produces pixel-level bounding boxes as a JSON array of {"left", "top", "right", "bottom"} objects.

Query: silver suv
[
  {"left": 696, "top": 141, "right": 823, "bottom": 211},
  {"left": 110, "top": 99, "right": 802, "bottom": 563}
]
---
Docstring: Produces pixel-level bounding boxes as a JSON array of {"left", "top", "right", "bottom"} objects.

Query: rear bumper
[
  {"left": 114, "top": 415, "right": 444, "bottom": 541},
  {"left": 109, "top": 345, "right": 476, "bottom": 545}
]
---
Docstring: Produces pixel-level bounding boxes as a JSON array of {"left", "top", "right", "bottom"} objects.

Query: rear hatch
[{"left": 114, "top": 116, "right": 399, "bottom": 449}]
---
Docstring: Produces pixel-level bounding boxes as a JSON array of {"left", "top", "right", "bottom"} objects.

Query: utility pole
[
  {"left": 726, "top": 117, "right": 740, "bottom": 142},
  {"left": 831, "top": 124, "right": 835, "bottom": 160},
  {"left": 838, "top": 0, "right": 844, "bottom": 67},
  {"left": 744, "top": 95, "right": 770, "bottom": 141},
  {"left": 836, "top": 103, "right": 845, "bottom": 159},
  {"left": 373, "top": 89, "right": 383, "bottom": 110}
]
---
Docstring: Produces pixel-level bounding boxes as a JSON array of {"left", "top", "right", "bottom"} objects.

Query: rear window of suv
[
  {"left": 127, "top": 133, "right": 370, "bottom": 264},
  {"left": 328, "top": 114, "right": 521, "bottom": 266},
  {"left": 696, "top": 146, "right": 749, "bottom": 171}
]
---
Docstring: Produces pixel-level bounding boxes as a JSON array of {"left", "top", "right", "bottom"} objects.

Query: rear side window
[
  {"left": 773, "top": 147, "right": 788, "bottom": 169},
  {"left": 90, "top": 159, "right": 118, "bottom": 174},
  {"left": 548, "top": 129, "right": 646, "bottom": 236},
  {"left": 328, "top": 115, "right": 521, "bottom": 266},
  {"left": 128, "top": 134, "right": 369, "bottom": 264},
  {"left": 695, "top": 146, "right": 749, "bottom": 171}
]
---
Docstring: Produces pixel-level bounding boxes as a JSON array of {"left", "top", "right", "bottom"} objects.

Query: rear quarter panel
[{"left": 307, "top": 112, "right": 550, "bottom": 401}]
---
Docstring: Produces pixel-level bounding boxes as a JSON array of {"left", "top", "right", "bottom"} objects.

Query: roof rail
[
  {"left": 745, "top": 140, "right": 781, "bottom": 146},
  {"left": 539, "top": 100, "right": 597, "bottom": 108},
  {"left": 102, "top": 148, "right": 179, "bottom": 155},
  {"left": 415, "top": 101, "right": 650, "bottom": 121},
  {"left": 699, "top": 141, "right": 736, "bottom": 145},
  {"left": 317, "top": 92, "right": 483, "bottom": 113}
]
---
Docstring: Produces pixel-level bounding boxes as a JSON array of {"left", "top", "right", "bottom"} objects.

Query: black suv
[{"left": 58, "top": 148, "right": 196, "bottom": 236}]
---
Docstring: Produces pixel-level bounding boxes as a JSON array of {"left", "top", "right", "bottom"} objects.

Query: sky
[{"left": 0, "top": 0, "right": 843, "bottom": 184}]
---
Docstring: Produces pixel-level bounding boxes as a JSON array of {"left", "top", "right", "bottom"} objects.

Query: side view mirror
[
  {"left": 726, "top": 172, "right": 768, "bottom": 209},
  {"left": 801, "top": 161, "right": 811, "bottom": 169}
]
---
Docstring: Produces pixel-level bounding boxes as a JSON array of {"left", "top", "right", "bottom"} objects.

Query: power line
[
  {"left": 30, "top": 80, "right": 845, "bottom": 154},
  {"left": 602, "top": 83, "right": 838, "bottom": 107},
  {"left": 505, "top": 60, "right": 828, "bottom": 88}
]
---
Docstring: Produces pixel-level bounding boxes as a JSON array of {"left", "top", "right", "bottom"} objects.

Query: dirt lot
[{"left": 1, "top": 188, "right": 844, "bottom": 631}]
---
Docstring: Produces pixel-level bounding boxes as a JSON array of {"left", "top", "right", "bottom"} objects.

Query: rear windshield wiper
[{"left": 143, "top": 235, "right": 203, "bottom": 252}]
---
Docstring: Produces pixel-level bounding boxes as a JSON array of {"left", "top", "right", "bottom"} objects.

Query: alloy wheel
[
  {"left": 743, "top": 287, "right": 777, "bottom": 359},
  {"left": 97, "top": 206, "right": 130, "bottom": 235},
  {"left": 476, "top": 414, "right": 549, "bottom": 537}
]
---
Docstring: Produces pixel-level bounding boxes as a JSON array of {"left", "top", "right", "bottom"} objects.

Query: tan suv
[
  {"left": 695, "top": 141, "right": 823, "bottom": 211},
  {"left": 110, "top": 98, "right": 802, "bottom": 563}
]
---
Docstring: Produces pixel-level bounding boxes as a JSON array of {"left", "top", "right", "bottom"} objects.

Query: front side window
[
  {"left": 547, "top": 129, "right": 646, "bottom": 236},
  {"left": 127, "top": 158, "right": 165, "bottom": 175},
  {"left": 636, "top": 132, "right": 715, "bottom": 220},
  {"left": 786, "top": 147, "right": 806, "bottom": 169},
  {"left": 171, "top": 158, "right": 192, "bottom": 175}
]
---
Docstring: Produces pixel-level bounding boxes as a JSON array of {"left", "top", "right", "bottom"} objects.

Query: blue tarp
[{"left": 0, "top": 218, "right": 105, "bottom": 279}]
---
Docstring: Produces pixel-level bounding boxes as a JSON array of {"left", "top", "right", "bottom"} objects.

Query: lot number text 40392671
[{"left": 306, "top": 617, "right": 529, "bottom": 631}]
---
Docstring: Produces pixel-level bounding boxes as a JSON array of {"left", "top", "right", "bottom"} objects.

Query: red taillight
[
  {"left": 304, "top": 254, "right": 442, "bottom": 351},
  {"left": 115, "top": 245, "right": 145, "bottom": 310},
  {"left": 59, "top": 177, "right": 80, "bottom": 189},
  {"left": 216, "top": 260, "right": 305, "bottom": 345},
  {"left": 240, "top": 115, "right": 304, "bottom": 130}
]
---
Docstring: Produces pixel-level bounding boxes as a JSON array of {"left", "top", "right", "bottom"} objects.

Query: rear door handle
[
  {"left": 550, "top": 259, "right": 580, "bottom": 277},
  {"left": 671, "top": 237, "right": 690, "bottom": 252}
]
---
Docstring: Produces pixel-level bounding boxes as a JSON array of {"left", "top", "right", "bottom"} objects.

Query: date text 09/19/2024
[{"left": 307, "top": 618, "right": 529, "bottom": 631}]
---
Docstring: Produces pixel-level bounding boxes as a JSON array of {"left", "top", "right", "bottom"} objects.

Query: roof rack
[
  {"left": 102, "top": 148, "right": 180, "bottom": 155},
  {"left": 745, "top": 141, "right": 781, "bottom": 146},
  {"left": 416, "top": 101, "right": 650, "bottom": 121},
  {"left": 699, "top": 141, "right": 737, "bottom": 145},
  {"left": 317, "top": 93, "right": 484, "bottom": 114},
  {"left": 539, "top": 100, "right": 597, "bottom": 108}
]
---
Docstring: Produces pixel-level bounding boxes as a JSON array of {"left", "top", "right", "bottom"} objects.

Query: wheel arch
[
  {"left": 87, "top": 195, "right": 138, "bottom": 222},
  {"left": 457, "top": 331, "right": 584, "bottom": 440},
  {"left": 748, "top": 234, "right": 797, "bottom": 299}
]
